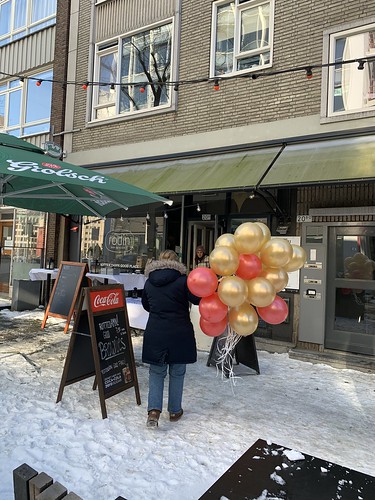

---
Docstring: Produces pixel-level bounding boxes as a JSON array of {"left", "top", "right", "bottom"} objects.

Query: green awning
[
  {"left": 107, "top": 148, "right": 281, "bottom": 194},
  {"left": 0, "top": 133, "right": 171, "bottom": 216},
  {"left": 260, "top": 136, "right": 375, "bottom": 187}
]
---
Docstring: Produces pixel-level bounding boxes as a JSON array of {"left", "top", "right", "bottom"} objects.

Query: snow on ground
[{"left": 0, "top": 307, "right": 374, "bottom": 499}]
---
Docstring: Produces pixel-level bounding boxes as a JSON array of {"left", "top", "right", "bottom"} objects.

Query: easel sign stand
[
  {"left": 57, "top": 284, "right": 141, "bottom": 419},
  {"left": 207, "top": 330, "right": 260, "bottom": 378},
  {"left": 41, "top": 261, "right": 88, "bottom": 333}
]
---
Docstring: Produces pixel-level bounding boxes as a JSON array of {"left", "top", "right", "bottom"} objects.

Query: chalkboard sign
[
  {"left": 42, "top": 261, "right": 88, "bottom": 333},
  {"left": 207, "top": 331, "right": 260, "bottom": 377},
  {"left": 57, "top": 284, "right": 141, "bottom": 419}
]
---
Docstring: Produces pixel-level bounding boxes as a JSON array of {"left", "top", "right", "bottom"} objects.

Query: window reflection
[
  {"left": 335, "top": 287, "right": 375, "bottom": 335},
  {"left": 336, "top": 235, "right": 375, "bottom": 280},
  {"left": 81, "top": 216, "right": 164, "bottom": 273}
]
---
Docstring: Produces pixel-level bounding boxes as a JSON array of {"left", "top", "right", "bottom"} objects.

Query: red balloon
[
  {"left": 236, "top": 254, "right": 262, "bottom": 280},
  {"left": 200, "top": 316, "right": 227, "bottom": 337},
  {"left": 199, "top": 293, "right": 228, "bottom": 323},
  {"left": 257, "top": 296, "right": 288, "bottom": 325},
  {"left": 187, "top": 268, "right": 218, "bottom": 297}
]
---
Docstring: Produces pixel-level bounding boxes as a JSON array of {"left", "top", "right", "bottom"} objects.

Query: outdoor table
[
  {"left": 199, "top": 438, "right": 375, "bottom": 499},
  {"left": 29, "top": 268, "right": 59, "bottom": 304},
  {"left": 86, "top": 272, "right": 147, "bottom": 292}
]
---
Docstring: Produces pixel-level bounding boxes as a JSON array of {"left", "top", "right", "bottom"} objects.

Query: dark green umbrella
[{"left": 0, "top": 133, "right": 171, "bottom": 216}]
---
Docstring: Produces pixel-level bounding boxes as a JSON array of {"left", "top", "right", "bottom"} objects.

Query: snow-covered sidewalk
[{"left": 0, "top": 307, "right": 374, "bottom": 499}]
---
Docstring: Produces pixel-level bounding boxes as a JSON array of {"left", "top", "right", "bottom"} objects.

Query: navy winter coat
[{"left": 141, "top": 259, "right": 200, "bottom": 365}]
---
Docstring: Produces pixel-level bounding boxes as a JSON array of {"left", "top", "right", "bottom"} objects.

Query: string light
[
  {"left": 139, "top": 86, "right": 145, "bottom": 93},
  {"left": 109, "top": 83, "right": 115, "bottom": 93},
  {"left": 357, "top": 60, "right": 365, "bottom": 70},
  {"left": 146, "top": 212, "right": 150, "bottom": 220},
  {"left": 164, "top": 211, "right": 168, "bottom": 219},
  {"left": 2, "top": 56, "right": 374, "bottom": 91},
  {"left": 196, "top": 203, "right": 201, "bottom": 212},
  {"left": 19, "top": 77, "right": 24, "bottom": 86}
]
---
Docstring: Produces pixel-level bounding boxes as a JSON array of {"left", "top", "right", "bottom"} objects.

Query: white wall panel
[{"left": 96, "top": 0, "right": 176, "bottom": 41}]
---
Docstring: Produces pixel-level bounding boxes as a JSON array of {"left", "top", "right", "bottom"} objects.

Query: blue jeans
[{"left": 148, "top": 363, "right": 186, "bottom": 413}]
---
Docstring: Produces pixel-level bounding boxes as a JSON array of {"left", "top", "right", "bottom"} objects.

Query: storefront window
[
  {"left": 12, "top": 209, "right": 46, "bottom": 280},
  {"left": 81, "top": 216, "right": 165, "bottom": 272}
]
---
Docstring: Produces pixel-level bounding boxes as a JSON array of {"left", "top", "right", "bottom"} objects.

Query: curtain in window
[
  {"left": 215, "top": 3, "right": 235, "bottom": 74},
  {"left": 14, "top": 0, "right": 27, "bottom": 29},
  {"left": 0, "top": 1, "right": 11, "bottom": 36},
  {"left": 32, "top": 0, "right": 56, "bottom": 23}
]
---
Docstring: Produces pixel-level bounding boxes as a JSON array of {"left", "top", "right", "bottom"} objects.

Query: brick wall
[{"left": 69, "top": 0, "right": 375, "bottom": 153}]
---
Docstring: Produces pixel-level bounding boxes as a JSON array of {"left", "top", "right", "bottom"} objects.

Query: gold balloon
[
  {"left": 260, "top": 267, "right": 289, "bottom": 292},
  {"left": 260, "top": 238, "right": 293, "bottom": 268},
  {"left": 254, "top": 222, "right": 271, "bottom": 249},
  {"left": 246, "top": 277, "right": 276, "bottom": 307},
  {"left": 209, "top": 246, "right": 239, "bottom": 276},
  {"left": 234, "top": 222, "right": 264, "bottom": 254},
  {"left": 218, "top": 276, "right": 247, "bottom": 307},
  {"left": 215, "top": 233, "right": 236, "bottom": 249},
  {"left": 229, "top": 303, "right": 258, "bottom": 336},
  {"left": 283, "top": 245, "right": 307, "bottom": 272}
]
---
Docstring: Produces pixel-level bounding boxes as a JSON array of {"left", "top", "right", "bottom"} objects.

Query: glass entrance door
[
  {"left": 326, "top": 226, "right": 375, "bottom": 355},
  {"left": 186, "top": 221, "right": 217, "bottom": 272}
]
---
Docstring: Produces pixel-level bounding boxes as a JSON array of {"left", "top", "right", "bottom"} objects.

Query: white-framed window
[
  {"left": 211, "top": 0, "right": 274, "bottom": 77},
  {"left": 325, "top": 23, "right": 375, "bottom": 118},
  {"left": 92, "top": 21, "right": 174, "bottom": 121},
  {"left": 0, "top": 0, "right": 56, "bottom": 47},
  {"left": 0, "top": 69, "right": 53, "bottom": 137}
]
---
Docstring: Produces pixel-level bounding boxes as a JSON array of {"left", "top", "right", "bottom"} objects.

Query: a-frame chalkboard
[
  {"left": 41, "top": 261, "right": 88, "bottom": 333},
  {"left": 207, "top": 331, "right": 260, "bottom": 377},
  {"left": 57, "top": 284, "right": 141, "bottom": 419}
]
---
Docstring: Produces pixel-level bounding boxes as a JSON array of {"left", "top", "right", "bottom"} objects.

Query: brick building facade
[{"left": 51, "top": 0, "right": 375, "bottom": 366}]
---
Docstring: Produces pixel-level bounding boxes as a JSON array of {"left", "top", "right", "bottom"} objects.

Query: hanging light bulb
[
  {"left": 305, "top": 67, "right": 313, "bottom": 79},
  {"left": 110, "top": 83, "right": 115, "bottom": 94},
  {"left": 213, "top": 79, "right": 220, "bottom": 91},
  {"left": 120, "top": 214, "right": 124, "bottom": 222},
  {"left": 146, "top": 212, "right": 150, "bottom": 220},
  {"left": 164, "top": 211, "right": 168, "bottom": 219},
  {"left": 82, "top": 81, "right": 89, "bottom": 90},
  {"left": 197, "top": 203, "right": 201, "bottom": 212},
  {"left": 357, "top": 60, "right": 365, "bottom": 70},
  {"left": 36, "top": 79, "right": 42, "bottom": 87},
  {"left": 19, "top": 77, "right": 25, "bottom": 86}
]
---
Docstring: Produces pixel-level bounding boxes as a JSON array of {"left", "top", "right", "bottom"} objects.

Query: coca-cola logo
[{"left": 90, "top": 290, "right": 124, "bottom": 312}]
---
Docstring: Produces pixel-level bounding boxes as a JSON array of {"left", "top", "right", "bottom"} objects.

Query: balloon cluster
[{"left": 187, "top": 222, "right": 307, "bottom": 338}]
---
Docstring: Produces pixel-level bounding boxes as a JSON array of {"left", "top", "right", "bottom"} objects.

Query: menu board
[
  {"left": 42, "top": 261, "right": 88, "bottom": 333},
  {"left": 57, "top": 285, "right": 141, "bottom": 418},
  {"left": 93, "top": 310, "right": 134, "bottom": 396}
]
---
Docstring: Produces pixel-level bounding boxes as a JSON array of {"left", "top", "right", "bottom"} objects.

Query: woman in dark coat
[{"left": 141, "top": 250, "right": 200, "bottom": 428}]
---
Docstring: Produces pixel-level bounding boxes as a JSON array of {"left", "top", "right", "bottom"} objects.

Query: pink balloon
[
  {"left": 257, "top": 296, "right": 289, "bottom": 325},
  {"left": 199, "top": 293, "right": 228, "bottom": 323},
  {"left": 187, "top": 268, "right": 218, "bottom": 297},
  {"left": 200, "top": 316, "right": 227, "bottom": 337},
  {"left": 236, "top": 254, "right": 262, "bottom": 280}
]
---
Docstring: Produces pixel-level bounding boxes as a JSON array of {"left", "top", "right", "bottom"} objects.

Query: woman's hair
[
  {"left": 195, "top": 245, "right": 205, "bottom": 254},
  {"left": 159, "top": 249, "right": 179, "bottom": 262}
]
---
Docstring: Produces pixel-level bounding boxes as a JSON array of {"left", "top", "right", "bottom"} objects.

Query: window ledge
[
  {"left": 320, "top": 109, "right": 375, "bottom": 124},
  {"left": 86, "top": 104, "right": 176, "bottom": 128}
]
